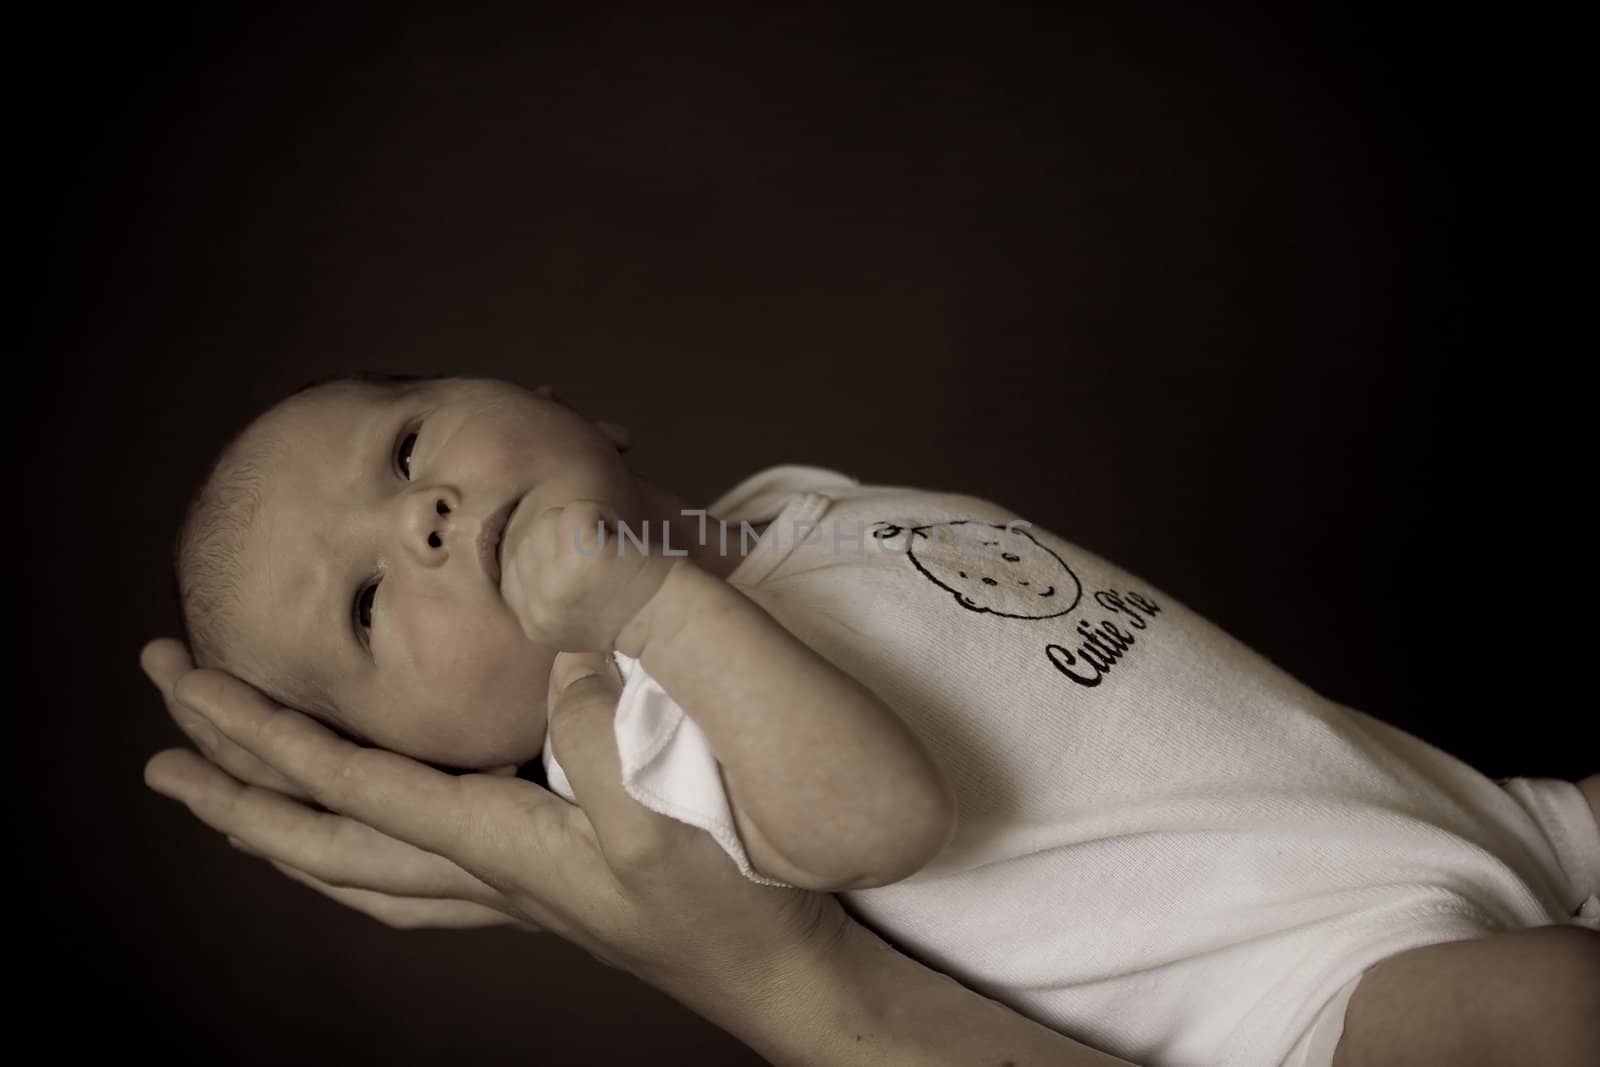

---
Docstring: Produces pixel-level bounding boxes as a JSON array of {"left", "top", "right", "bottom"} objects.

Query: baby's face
[{"left": 229, "top": 377, "right": 635, "bottom": 767}]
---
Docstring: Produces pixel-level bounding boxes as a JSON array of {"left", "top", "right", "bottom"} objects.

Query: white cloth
[
  {"left": 545, "top": 465, "right": 1600, "bottom": 1067},
  {"left": 1278, "top": 973, "right": 1362, "bottom": 1067}
]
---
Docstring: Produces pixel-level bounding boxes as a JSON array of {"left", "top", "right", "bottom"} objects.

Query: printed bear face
[{"left": 872, "top": 520, "right": 1082, "bottom": 619}]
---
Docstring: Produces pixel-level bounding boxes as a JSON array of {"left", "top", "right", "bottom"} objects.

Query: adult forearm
[{"left": 716, "top": 919, "right": 1141, "bottom": 1067}]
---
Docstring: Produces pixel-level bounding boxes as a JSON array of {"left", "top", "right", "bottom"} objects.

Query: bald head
[
  {"left": 169, "top": 371, "right": 595, "bottom": 769},
  {"left": 173, "top": 387, "right": 359, "bottom": 723}
]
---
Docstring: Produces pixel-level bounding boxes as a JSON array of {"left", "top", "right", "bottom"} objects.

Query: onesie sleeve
[{"left": 541, "top": 652, "right": 793, "bottom": 888}]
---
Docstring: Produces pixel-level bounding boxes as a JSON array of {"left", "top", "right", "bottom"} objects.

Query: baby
[{"left": 174, "top": 373, "right": 1599, "bottom": 1067}]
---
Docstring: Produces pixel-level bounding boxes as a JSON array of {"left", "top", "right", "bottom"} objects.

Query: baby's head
[{"left": 174, "top": 374, "right": 635, "bottom": 769}]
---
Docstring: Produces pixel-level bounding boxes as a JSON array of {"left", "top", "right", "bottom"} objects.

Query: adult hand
[
  {"left": 143, "top": 638, "right": 520, "bottom": 931},
  {"left": 142, "top": 637, "right": 1144, "bottom": 1066},
  {"left": 140, "top": 638, "right": 846, "bottom": 1002}
]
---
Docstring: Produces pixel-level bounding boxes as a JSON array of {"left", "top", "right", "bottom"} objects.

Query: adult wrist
[
  {"left": 714, "top": 918, "right": 1126, "bottom": 1067},
  {"left": 733, "top": 916, "right": 959, "bottom": 1067},
  {"left": 652, "top": 910, "right": 865, "bottom": 1067}
]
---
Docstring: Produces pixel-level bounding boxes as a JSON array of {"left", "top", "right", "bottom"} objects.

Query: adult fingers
[
  {"left": 145, "top": 748, "right": 500, "bottom": 905},
  {"left": 546, "top": 652, "right": 683, "bottom": 867},
  {"left": 139, "top": 636, "right": 193, "bottom": 686},
  {"left": 170, "top": 669, "right": 584, "bottom": 903},
  {"left": 259, "top": 858, "right": 533, "bottom": 932},
  {"left": 547, "top": 649, "right": 622, "bottom": 695},
  {"left": 140, "top": 638, "right": 306, "bottom": 799}
]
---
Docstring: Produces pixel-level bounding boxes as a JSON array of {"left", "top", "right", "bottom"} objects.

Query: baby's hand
[{"left": 499, "top": 499, "right": 681, "bottom": 653}]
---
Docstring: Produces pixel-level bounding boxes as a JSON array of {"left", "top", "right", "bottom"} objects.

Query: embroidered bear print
[{"left": 871, "top": 520, "right": 1082, "bottom": 620}]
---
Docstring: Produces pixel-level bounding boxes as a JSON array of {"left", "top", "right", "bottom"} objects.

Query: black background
[{"left": 17, "top": 5, "right": 1589, "bottom": 1064}]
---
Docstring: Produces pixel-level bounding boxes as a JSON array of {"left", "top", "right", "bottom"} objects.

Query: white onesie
[{"left": 544, "top": 464, "right": 1599, "bottom": 1067}]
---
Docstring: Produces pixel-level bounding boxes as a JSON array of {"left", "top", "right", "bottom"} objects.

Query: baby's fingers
[
  {"left": 556, "top": 499, "right": 624, "bottom": 537},
  {"left": 514, "top": 500, "right": 623, "bottom": 568}
]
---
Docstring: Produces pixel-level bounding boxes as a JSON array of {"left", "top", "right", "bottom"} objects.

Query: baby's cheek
[
  {"left": 490, "top": 644, "right": 554, "bottom": 719},
  {"left": 460, "top": 640, "right": 555, "bottom": 759},
  {"left": 363, "top": 636, "right": 551, "bottom": 768}
]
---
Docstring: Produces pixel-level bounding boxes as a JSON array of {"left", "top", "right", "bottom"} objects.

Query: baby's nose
[
  {"left": 424, "top": 498, "right": 449, "bottom": 548},
  {"left": 403, "top": 487, "right": 462, "bottom": 559}
]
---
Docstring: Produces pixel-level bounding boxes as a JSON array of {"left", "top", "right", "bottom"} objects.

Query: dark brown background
[{"left": 17, "top": 5, "right": 1587, "bottom": 1065}]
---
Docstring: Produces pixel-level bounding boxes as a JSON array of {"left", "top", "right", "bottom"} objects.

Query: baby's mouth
[{"left": 479, "top": 496, "right": 523, "bottom": 587}]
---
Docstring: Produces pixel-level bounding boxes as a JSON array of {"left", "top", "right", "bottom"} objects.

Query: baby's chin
[
  {"left": 383, "top": 716, "right": 548, "bottom": 774},
  {"left": 433, "top": 735, "right": 546, "bottom": 773}
]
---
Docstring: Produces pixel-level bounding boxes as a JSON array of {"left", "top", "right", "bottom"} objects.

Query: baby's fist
[{"left": 498, "top": 499, "right": 678, "bottom": 652}]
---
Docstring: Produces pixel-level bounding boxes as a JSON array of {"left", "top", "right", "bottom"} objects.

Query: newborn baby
[
  {"left": 174, "top": 373, "right": 1599, "bottom": 1067},
  {"left": 177, "top": 373, "right": 950, "bottom": 888}
]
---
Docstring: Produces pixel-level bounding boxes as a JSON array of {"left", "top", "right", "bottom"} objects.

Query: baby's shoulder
[{"left": 818, "top": 481, "right": 1027, "bottom": 526}]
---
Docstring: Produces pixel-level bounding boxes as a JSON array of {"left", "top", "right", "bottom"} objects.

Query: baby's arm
[
  {"left": 615, "top": 559, "right": 956, "bottom": 890},
  {"left": 500, "top": 499, "right": 954, "bottom": 891}
]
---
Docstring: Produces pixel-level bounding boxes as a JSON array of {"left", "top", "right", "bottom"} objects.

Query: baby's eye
[
  {"left": 355, "top": 580, "right": 379, "bottom": 636},
  {"left": 396, "top": 431, "right": 419, "bottom": 480}
]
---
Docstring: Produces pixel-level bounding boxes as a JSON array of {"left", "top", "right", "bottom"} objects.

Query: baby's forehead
[
  {"left": 242, "top": 381, "right": 391, "bottom": 472},
  {"left": 221, "top": 460, "right": 350, "bottom": 716},
  {"left": 263, "top": 379, "right": 385, "bottom": 432}
]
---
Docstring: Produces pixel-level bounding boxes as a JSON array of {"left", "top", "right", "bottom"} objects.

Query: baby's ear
[
  {"left": 532, "top": 384, "right": 629, "bottom": 452},
  {"left": 596, "top": 420, "right": 632, "bottom": 453}
]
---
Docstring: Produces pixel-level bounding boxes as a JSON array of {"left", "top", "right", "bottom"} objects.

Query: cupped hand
[
  {"left": 139, "top": 638, "right": 846, "bottom": 1002},
  {"left": 143, "top": 639, "right": 519, "bottom": 931}
]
